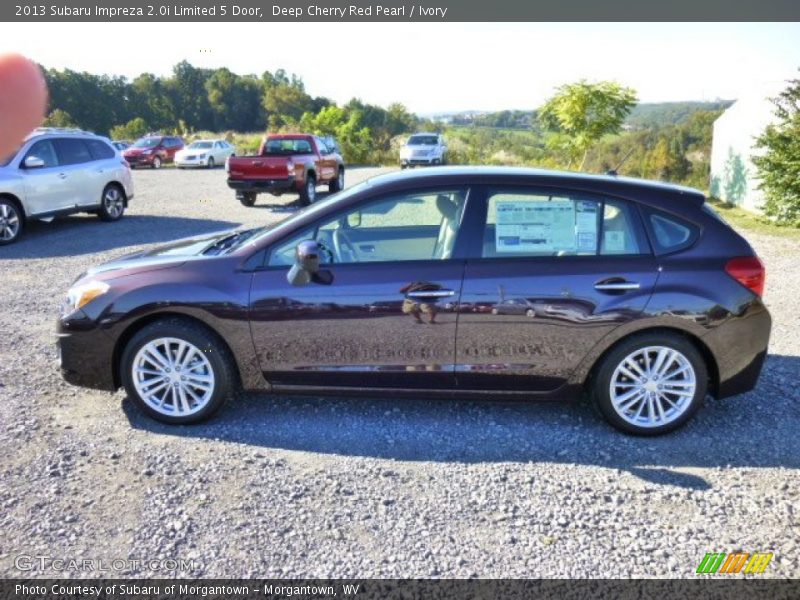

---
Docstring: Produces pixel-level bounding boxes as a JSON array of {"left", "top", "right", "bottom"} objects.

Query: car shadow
[
  {"left": 122, "top": 353, "right": 800, "bottom": 491},
  {"left": 0, "top": 214, "right": 241, "bottom": 258},
  {"left": 251, "top": 191, "right": 334, "bottom": 212}
]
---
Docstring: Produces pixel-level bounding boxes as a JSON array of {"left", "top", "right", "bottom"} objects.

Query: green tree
[
  {"left": 539, "top": 80, "right": 637, "bottom": 169},
  {"left": 753, "top": 74, "right": 800, "bottom": 224},
  {"left": 43, "top": 109, "right": 77, "bottom": 128},
  {"left": 110, "top": 117, "right": 149, "bottom": 141}
]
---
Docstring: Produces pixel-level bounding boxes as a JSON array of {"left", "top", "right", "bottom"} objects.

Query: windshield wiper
[{"left": 202, "top": 228, "right": 261, "bottom": 256}]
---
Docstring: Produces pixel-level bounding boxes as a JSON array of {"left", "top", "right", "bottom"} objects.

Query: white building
[{"left": 709, "top": 84, "right": 782, "bottom": 212}]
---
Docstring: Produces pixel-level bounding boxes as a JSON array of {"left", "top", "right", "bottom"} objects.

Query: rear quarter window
[
  {"left": 645, "top": 209, "right": 699, "bottom": 254},
  {"left": 86, "top": 139, "right": 115, "bottom": 160}
]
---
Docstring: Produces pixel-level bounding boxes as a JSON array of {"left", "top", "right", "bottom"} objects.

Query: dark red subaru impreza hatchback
[{"left": 57, "top": 167, "right": 771, "bottom": 435}]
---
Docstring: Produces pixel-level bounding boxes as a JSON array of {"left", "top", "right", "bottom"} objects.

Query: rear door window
[
  {"left": 482, "top": 189, "right": 647, "bottom": 258},
  {"left": 54, "top": 138, "right": 92, "bottom": 166}
]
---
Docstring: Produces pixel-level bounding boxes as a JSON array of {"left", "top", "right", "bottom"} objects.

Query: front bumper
[
  {"left": 124, "top": 154, "right": 155, "bottom": 167},
  {"left": 227, "top": 176, "right": 296, "bottom": 196},
  {"left": 176, "top": 156, "right": 210, "bottom": 167},
  {"left": 401, "top": 156, "right": 440, "bottom": 166},
  {"left": 56, "top": 311, "right": 118, "bottom": 391}
]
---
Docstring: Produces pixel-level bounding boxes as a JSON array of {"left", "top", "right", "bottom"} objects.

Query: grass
[{"left": 707, "top": 197, "right": 800, "bottom": 240}]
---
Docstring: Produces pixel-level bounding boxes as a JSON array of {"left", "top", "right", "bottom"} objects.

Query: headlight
[{"left": 65, "top": 281, "right": 110, "bottom": 313}]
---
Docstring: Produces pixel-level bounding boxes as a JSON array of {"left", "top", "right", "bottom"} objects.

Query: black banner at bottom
[{"left": 2, "top": 579, "right": 800, "bottom": 600}]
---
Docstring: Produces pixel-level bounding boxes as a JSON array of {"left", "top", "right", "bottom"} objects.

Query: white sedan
[{"left": 175, "top": 139, "right": 235, "bottom": 168}]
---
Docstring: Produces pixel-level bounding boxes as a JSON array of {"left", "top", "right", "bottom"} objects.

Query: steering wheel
[{"left": 333, "top": 229, "right": 357, "bottom": 263}]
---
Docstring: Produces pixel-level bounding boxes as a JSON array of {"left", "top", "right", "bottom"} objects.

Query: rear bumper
[{"left": 227, "top": 176, "right": 296, "bottom": 195}]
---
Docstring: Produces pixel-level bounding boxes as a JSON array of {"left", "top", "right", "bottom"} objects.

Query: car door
[
  {"left": 455, "top": 185, "right": 658, "bottom": 392},
  {"left": 18, "top": 139, "right": 72, "bottom": 215},
  {"left": 83, "top": 139, "right": 117, "bottom": 206},
  {"left": 314, "top": 137, "right": 336, "bottom": 182},
  {"left": 52, "top": 138, "right": 94, "bottom": 207},
  {"left": 249, "top": 186, "right": 470, "bottom": 389}
]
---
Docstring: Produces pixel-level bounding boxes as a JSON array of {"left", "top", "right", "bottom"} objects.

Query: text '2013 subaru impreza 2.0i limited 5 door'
[{"left": 56, "top": 167, "right": 771, "bottom": 435}]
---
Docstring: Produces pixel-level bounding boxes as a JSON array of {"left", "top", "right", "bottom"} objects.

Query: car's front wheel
[
  {"left": 152, "top": 156, "right": 162, "bottom": 169},
  {"left": 207, "top": 157, "right": 215, "bottom": 169},
  {"left": 0, "top": 198, "right": 24, "bottom": 245},
  {"left": 592, "top": 332, "right": 707, "bottom": 435},
  {"left": 97, "top": 184, "right": 125, "bottom": 221},
  {"left": 121, "top": 318, "right": 237, "bottom": 424}
]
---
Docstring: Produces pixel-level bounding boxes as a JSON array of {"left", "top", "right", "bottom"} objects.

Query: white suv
[
  {"left": 399, "top": 133, "right": 447, "bottom": 168},
  {"left": 0, "top": 128, "right": 134, "bottom": 245}
]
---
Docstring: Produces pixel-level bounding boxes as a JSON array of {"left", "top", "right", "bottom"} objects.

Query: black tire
[
  {"left": 0, "top": 197, "right": 24, "bottom": 245},
  {"left": 328, "top": 167, "right": 344, "bottom": 192},
  {"left": 592, "top": 332, "right": 707, "bottom": 436},
  {"left": 400, "top": 164, "right": 407, "bottom": 170},
  {"left": 299, "top": 173, "right": 316, "bottom": 206},
  {"left": 97, "top": 184, "right": 126, "bottom": 222},
  {"left": 152, "top": 156, "right": 162, "bottom": 169},
  {"left": 207, "top": 157, "right": 215, "bottom": 169},
  {"left": 239, "top": 193, "right": 256, "bottom": 207},
  {"left": 120, "top": 318, "right": 237, "bottom": 424}
]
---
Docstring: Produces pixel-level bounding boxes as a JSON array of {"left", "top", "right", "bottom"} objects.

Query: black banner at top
[{"left": 3, "top": 0, "right": 800, "bottom": 22}]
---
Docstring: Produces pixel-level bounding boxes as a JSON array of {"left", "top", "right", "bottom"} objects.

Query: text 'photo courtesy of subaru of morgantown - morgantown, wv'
[
  {"left": 56, "top": 166, "right": 771, "bottom": 435},
  {"left": 0, "top": 127, "right": 133, "bottom": 244}
]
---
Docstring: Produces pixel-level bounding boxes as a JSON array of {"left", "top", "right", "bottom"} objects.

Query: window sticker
[
  {"left": 495, "top": 199, "right": 577, "bottom": 253},
  {"left": 604, "top": 230, "right": 626, "bottom": 253},
  {"left": 575, "top": 202, "right": 598, "bottom": 252}
]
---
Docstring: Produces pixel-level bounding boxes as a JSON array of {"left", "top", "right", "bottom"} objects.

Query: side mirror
[
  {"left": 287, "top": 240, "right": 321, "bottom": 286},
  {"left": 24, "top": 156, "right": 45, "bottom": 169}
]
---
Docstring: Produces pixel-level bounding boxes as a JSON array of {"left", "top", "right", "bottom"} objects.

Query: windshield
[
  {"left": 244, "top": 179, "right": 374, "bottom": 248},
  {"left": 189, "top": 141, "right": 213, "bottom": 149},
  {"left": 263, "top": 138, "right": 313, "bottom": 155},
  {"left": 133, "top": 138, "right": 161, "bottom": 148},
  {"left": 407, "top": 135, "right": 438, "bottom": 146}
]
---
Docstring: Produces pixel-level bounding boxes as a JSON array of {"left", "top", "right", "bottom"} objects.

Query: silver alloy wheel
[
  {"left": 153, "top": 156, "right": 161, "bottom": 169},
  {"left": 337, "top": 170, "right": 344, "bottom": 189},
  {"left": 207, "top": 156, "right": 215, "bottom": 168},
  {"left": 0, "top": 202, "right": 20, "bottom": 241},
  {"left": 131, "top": 337, "right": 216, "bottom": 417},
  {"left": 609, "top": 345, "right": 697, "bottom": 428},
  {"left": 306, "top": 178, "right": 316, "bottom": 202},
  {"left": 104, "top": 187, "right": 124, "bottom": 219}
]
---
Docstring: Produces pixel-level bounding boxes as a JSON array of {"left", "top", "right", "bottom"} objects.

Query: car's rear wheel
[
  {"left": 592, "top": 332, "right": 707, "bottom": 435},
  {"left": 299, "top": 174, "right": 316, "bottom": 206},
  {"left": 329, "top": 167, "right": 344, "bottom": 192},
  {"left": 152, "top": 156, "right": 162, "bottom": 169},
  {"left": 525, "top": 308, "right": 535, "bottom": 318},
  {"left": 97, "top": 184, "right": 125, "bottom": 222},
  {"left": 207, "top": 157, "right": 215, "bottom": 169},
  {"left": 121, "top": 319, "right": 236, "bottom": 424},
  {"left": 0, "top": 198, "right": 23, "bottom": 245},
  {"left": 239, "top": 193, "right": 256, "bottom": 207}
]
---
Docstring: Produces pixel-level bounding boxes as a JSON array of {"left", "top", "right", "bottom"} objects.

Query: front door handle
[
  {"left": 58, "top": 173, "right": 68, "bottom": 179},
  {"left": 407, "top": 289, "right": 455, "bottom": 299},
  {"left": 594, "top": 281, "right": 640, "bottom": 291}
]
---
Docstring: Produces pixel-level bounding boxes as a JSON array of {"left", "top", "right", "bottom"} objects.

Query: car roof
[
  {"left": 24, "top": 127, "right": 101, "bottom": 142},
  {"left": 367, "top": 166, "right": 706, "bottom": 205}
]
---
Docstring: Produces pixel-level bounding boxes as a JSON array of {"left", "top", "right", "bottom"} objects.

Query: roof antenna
[{"left": 607, "top": 146, "right": 635, "bottom": 176}]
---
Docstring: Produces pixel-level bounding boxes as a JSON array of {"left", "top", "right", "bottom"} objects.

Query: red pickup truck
[{"left": 226, "top": 134, "right": 345, "bottom": 207}]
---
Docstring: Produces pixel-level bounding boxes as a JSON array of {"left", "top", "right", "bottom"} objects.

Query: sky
[{"left": 1, "top": 22, "right": 798, "bottom": 113}]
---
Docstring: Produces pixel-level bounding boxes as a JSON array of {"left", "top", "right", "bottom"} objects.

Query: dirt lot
[{"left": 0, "top": 166, "right": 798, "bottom": 578}]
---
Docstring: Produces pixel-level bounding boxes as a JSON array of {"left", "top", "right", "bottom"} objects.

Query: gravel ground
[{"left": 0, "top": 166, "right": 798, "bottom": 578}]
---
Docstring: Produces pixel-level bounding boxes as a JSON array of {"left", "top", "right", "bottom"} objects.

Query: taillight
[
  {"left": 725, "top": 256, "right": 765, "bottom": 297},
  {"left": 121, "top": 159, "right": 130, "bottom": 169}
]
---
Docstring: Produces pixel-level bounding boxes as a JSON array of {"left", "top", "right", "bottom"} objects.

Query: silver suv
[
  {"left": 399, "top": 133, "right": 447, "bottom": 168},
  {"left": 0, "top": 128, "right": 134, "bottom": 245}
]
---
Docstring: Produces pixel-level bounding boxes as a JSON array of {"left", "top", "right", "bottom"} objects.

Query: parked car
[
  {"left": 400, "top": 133, "right": 447, "bottom": 168},
  {"left": 0, "top": 127, "right": 133, "bottom": 245},
  {"left": 175, "top": 139, "right": 235, "bottom": 169},
  {"left": 57, "top": 167, "right": 770, "bottom": 435},
  {"left": 226, "top": 134, "right": 344, "bottom": 207},
  {"left": 122, "top": 134, "right": 184, "bottom": 169},
  {"left": 491, "top": 298, "right": 538, "bottom": 317},
  {"left": 112, "top": 140, "right": 131, "bottom": 152}
]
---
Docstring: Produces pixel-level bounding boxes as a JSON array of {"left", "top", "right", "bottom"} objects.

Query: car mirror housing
[
  {"left": 287, "top": 240, "right": 321, "bottom": 286},
  {"left": 23, "top": 156, "right": 45, "bottom": 169}
]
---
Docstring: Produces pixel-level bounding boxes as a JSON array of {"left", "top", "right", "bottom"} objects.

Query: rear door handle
[
  {"left": 407, "top": 289, "right": 455, "bottom": 298},
  {"left": 594, "top": 281, "right": 640, "bottom": 291}
]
